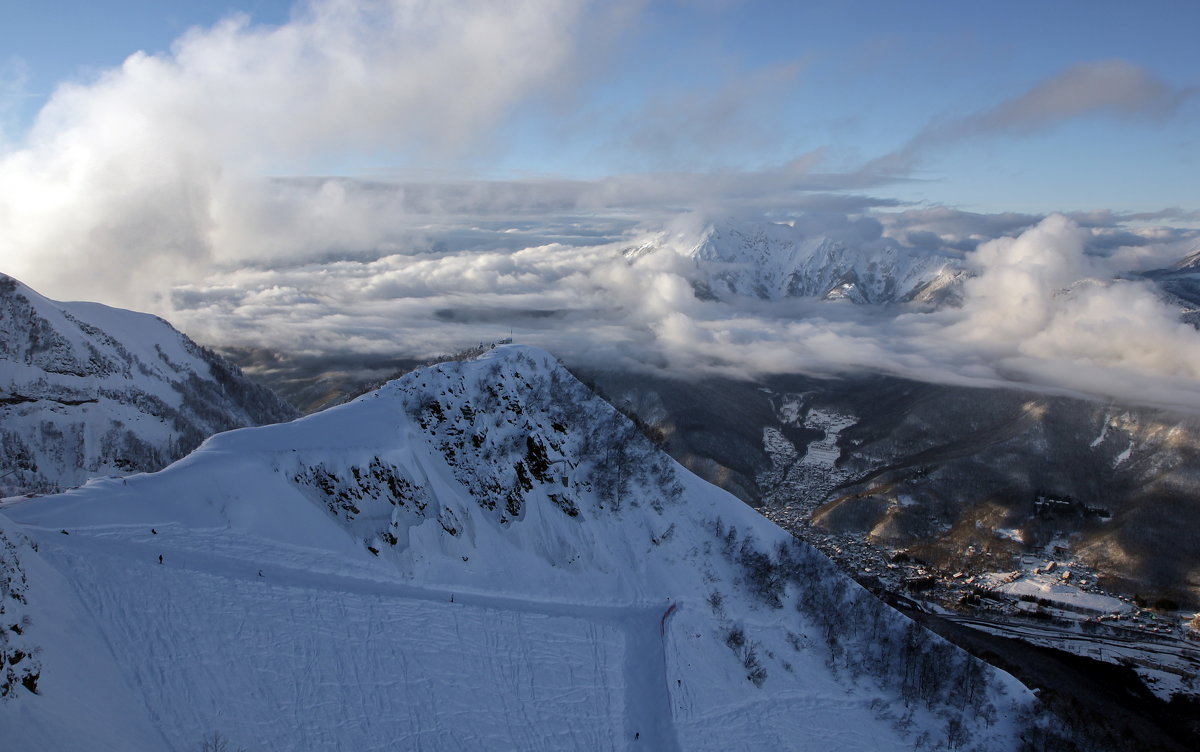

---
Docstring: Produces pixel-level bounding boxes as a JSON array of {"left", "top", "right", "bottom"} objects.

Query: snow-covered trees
[{"left": 715, "top": 518, "right": 1004, "bottom": 741}]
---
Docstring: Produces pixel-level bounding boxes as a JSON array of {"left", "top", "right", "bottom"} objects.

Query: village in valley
[{"left": 757, "top": 398, "right": 1200, "bottom": 702}]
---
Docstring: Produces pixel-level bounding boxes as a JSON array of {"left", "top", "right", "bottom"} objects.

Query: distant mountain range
[
  {"left": 635, "top": 222, "right": 1200, "bottom": 326},
  {"left": 0, "top": 274, "right": 298, "bottom": 497},
  {"left": 631, "top": 221, "right": 968, "bottom": 306}
]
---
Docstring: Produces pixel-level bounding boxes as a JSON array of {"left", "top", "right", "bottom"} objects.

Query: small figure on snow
[{"left": 158, "top": 554, "right": 163, "bottom": 564}]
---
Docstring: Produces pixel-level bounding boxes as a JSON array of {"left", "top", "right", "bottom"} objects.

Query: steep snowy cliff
[{"left": 0, "top": 273, "right": 297, "bottom": 496}]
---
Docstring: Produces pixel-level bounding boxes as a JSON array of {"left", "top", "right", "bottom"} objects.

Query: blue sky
[{"left": 1, "top": 0, "right": 1197, "bottom": 214}]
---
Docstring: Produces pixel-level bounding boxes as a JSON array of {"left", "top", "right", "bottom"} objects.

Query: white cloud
[
  {"left": 931, "top": 215, "right": 1200, "bottom": 407},
  {"left": 950, "top": 213, "right": 1094, "bottom": 344},
  {"left": 0, "top": 0, "right": 596, "bottom": 305}
]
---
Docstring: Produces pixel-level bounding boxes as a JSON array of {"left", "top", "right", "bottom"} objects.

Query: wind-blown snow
[{"left": 0, "top": 345, "right": 1032, "bottom": 750}]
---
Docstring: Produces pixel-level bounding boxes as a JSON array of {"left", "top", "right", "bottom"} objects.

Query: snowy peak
[
  {"left": 131, "top": 344, "right": 696, "bottom": 597},
  {"left": 1, "top": 273, "right": 189, "bottom": 382},
  {"left": 1, "top": 344, "right": 1032, "bottom": 750},
  {"left": 288, "top": 345, "right": 692, "bottom": 594},
  {"left": 0, "top": 273, "right": 297, "bottom": 496},
  {"left": 677, "top": 222, "right": 966, "bottom": 305},
  {"left": 1168, "top": 243, "right": 1200, "bottom": 272}
]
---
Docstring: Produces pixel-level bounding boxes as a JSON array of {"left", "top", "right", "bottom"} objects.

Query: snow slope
[
  {"left": 0, "top": 273, "right": 298, "bottom": 496},
  {"left": 0, "top": 346, "right": 1032, "bottom": 750},
  {"left": 664, "top": 222, "right": 966, "bottom": 305}
]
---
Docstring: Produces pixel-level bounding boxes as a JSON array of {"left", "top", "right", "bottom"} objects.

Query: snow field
[
  {"left": 991, "top": 573, "right": 1128, "bottom": 615},
  {"left": 18, "top": 525, "right": 634, "bottom": 752}
]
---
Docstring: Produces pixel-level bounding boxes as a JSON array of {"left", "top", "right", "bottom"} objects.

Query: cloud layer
[
  {"left": 0, "top": 0, "right": 600, "bottom": 303},
  {"left": 158, "top": 207, "right": 1200, "bottom": 412}
]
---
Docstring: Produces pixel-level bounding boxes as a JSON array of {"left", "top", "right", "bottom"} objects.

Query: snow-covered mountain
[
  {"left": 1142, "top": 247, "right": 1200, "bottom": 327},
  {"left": 0, "top": 345, "right": 1034, "bottom": 751},
  {"left": 0, "top": 273, "right": 298, "bottom": 496},
  {"left": 640, "top": 222, "right": 966, "bottom": 305}
]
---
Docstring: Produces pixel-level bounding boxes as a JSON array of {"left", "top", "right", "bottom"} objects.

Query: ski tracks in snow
[{"left": 24, "top": 523, "right": 682, "bottom": 751}]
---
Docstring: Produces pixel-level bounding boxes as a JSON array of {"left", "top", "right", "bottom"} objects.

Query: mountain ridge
[
  {"left": 635, "top": 221, "right": 968, "bottom": 306},
  {"left": 0, "top": 273, "right": 298, "bottom": 496}
]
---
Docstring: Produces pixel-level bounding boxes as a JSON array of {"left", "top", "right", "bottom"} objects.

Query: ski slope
[{"left": 1, "top": 346, "right": 1033, "bottom": 750}]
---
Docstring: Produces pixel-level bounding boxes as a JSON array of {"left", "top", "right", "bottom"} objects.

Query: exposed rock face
[{"left": 0, "top": 273, "right": 298, "bottom": 496}]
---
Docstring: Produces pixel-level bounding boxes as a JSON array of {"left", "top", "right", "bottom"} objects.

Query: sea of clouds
[{"left": 156, "top": 198, "right": 1200, "bottom": 410}]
